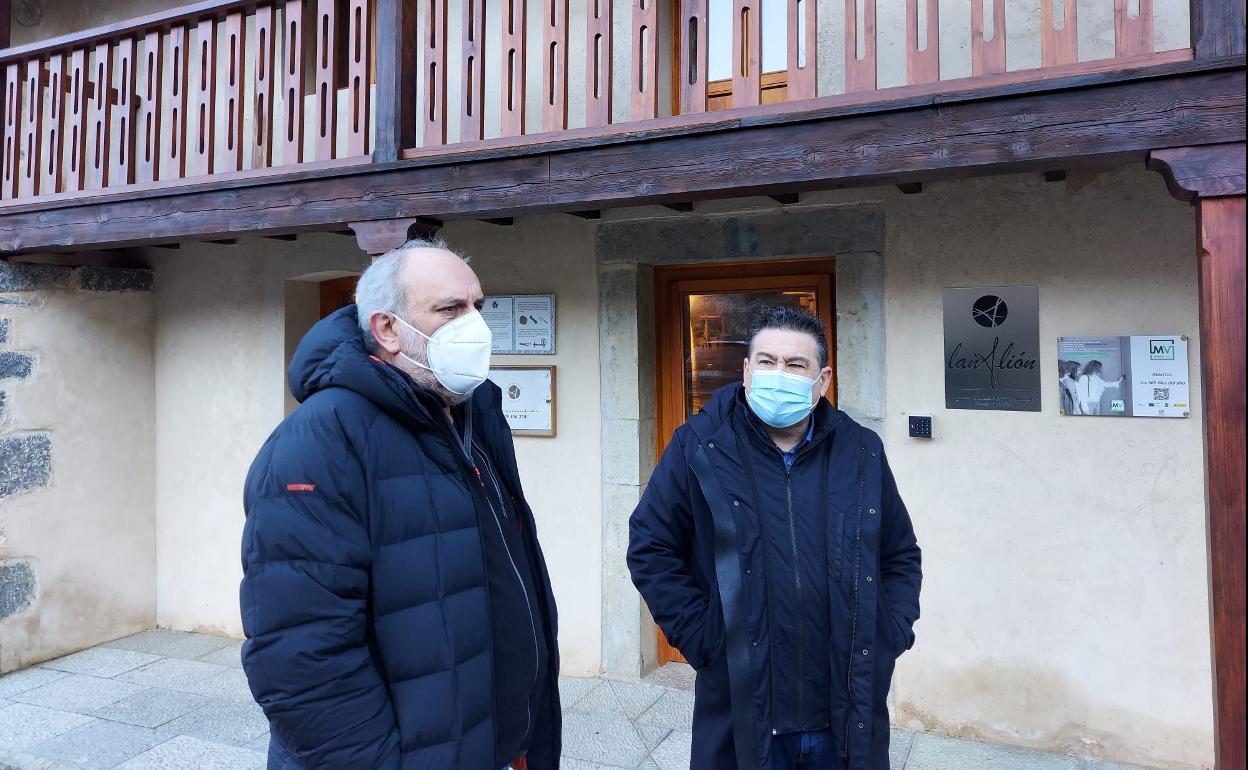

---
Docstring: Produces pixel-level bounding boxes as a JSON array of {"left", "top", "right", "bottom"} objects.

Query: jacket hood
[{"left": 287, "top": 304, "right": 504, "bottom": 432}]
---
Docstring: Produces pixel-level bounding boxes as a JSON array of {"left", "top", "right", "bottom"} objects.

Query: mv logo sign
[{"left": 1149, "top": 339, "right": 1176, "bottom": 360}]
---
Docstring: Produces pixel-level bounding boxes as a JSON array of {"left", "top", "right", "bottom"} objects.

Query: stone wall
[{"left": 0, "top": 261, "right": 156, "bottom": 672}]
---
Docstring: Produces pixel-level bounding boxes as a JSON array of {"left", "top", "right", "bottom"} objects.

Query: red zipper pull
[{"left": 474, "top": 467, "right": 485, "bottom": 487}]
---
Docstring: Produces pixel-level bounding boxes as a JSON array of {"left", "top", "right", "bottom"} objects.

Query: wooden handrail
[{"left": 0, "top": 0, "right": 257, "bottom": 62}]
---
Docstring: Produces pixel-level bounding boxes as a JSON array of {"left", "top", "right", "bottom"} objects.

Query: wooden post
[
  {"left": 1148, "top": 142, "right": 1246, "bottom": 770},
  {"left": 1, "top": 0, "right": 11, "bottom": 50},
  {"left": 1191, "top": 0, "right": 1246, "bottom": 59},
  {"left": 374, "top": 0, "right": 417, "bottom": 160}
]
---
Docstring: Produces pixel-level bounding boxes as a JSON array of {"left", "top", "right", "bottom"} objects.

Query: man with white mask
[
  {"left": 628, "top": 305, "right": 921, "bottom": 770},
  {"left": 240, "top": 240, "right": 560, "bottom": 770}
]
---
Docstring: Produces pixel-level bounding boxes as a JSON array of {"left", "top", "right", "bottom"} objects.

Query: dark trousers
[{"left": 770, "top": 729, "right": 840, "bottom": 769}]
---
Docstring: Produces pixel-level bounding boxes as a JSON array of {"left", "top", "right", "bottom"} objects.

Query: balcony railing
[{"left": 0, "top": 0, "right": 1193, "bottom": 207}]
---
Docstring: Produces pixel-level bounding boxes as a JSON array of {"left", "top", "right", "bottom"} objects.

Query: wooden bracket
[
  {"left": 1147, "top": 143, "right": 1247, "bottom": 202},
  {"left": 349, "top": 217, "right": 442, "bottom": 257},
  {"left": 897, "top": 182, "right": 924, "bottom": 195}
]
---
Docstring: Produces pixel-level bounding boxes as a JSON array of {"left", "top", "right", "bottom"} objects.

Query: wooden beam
[
  {"left": 0, "top": 59, "right": 1243, "bottom": 253},
  {"left": 896, "top": 182, "right": 923, "bottom": 194},
  {"left": 662, "top": 202, "right": 694, "bottom": 212},
  {"left": 1148, "top": 143, "right": 1246, "bottom": 201},
  {"left": 1148, "top": 142, "right": 1247, "bottom": 770},
  {"left": 1198, "top": 195, "right": 1246, "bottom": 770},
  {"left": 1043, "top": 170, "right": 1067, "bottom": 182},
  {"left": 265, "top": 233, "right": 298, "bottom": 241},
  {"left": 485, "top": 217, "right": 514, "bottom": 226},
  {"left": 569, "top": 210, "right": 601, "bottom": 219},
  {"left": 1, "top": 0, "right": 10, "bottom": 49},
  {"left": 1191, "top": 0, "right": 1246, "bottom": 59},
  {"left": 768, "top": 193, "right": 799, "bottom": 204}
]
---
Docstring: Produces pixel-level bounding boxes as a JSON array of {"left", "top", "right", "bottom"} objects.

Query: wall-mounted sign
[
  {"left": 482, "top": 294, "right": 556, "bottom": 355},
  {"left": 943, "top": 286, "right": 1041, "bottom": 412},
  {"left": 489, "top": 366, "right": 557, "bottom": 436},
  {"left": 1057, "top": 336, "right": 1190, "bottom": 418}
]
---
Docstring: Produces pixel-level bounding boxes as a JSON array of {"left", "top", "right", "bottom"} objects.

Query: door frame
[{"left": 651, "top": 258, "right": 837, "bottom": 665}]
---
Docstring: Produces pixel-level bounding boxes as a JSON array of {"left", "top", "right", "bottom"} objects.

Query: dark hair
[{"left": 748, "top": 305, "right": 829, "bottom": 369}]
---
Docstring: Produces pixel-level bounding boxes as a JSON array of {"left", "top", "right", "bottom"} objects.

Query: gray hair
[{"left": 354, "top": 237, "right": 464, "bottom": 349}]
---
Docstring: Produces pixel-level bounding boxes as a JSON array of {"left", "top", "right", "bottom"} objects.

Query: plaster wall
[{"left": 0, "top": 266, "right": 156, "bottom": 672}]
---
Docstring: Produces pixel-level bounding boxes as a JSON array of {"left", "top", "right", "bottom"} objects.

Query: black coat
[
  {"left": 628, "top": 384, "right": 921, "bottom": 770},
  {"left": 240, "top": 306, "right": 561, "bottom": 770}
]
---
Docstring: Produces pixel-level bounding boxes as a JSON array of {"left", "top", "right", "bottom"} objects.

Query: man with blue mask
[
  {"left": 628, "top": 305, "right": 922, "bottom": 770},
  {"left": 240, "top": 240, "right": 560, "bottom": 770}
]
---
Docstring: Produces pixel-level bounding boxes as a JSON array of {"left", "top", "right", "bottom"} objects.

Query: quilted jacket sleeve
[
  {"left": 239, "top": 407, "right": 401, "bottom": 769},
  {"left": 627, "top": 433, "right": 721, "bottom": 670}
]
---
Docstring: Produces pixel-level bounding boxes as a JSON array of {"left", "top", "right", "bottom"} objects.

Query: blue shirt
[{"left": 780, "top": 417, "right": 816, "bottom": 471}]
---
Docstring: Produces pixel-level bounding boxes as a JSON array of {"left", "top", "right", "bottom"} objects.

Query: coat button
[
  {"left": 733, "top": 500, "right": 740, "bottom": 506},
  {"left": 870, "top": 452, "right": 878, "bottom": 457},
  {"left": 709, "top": 442, "right": 715, "bottom": 449},
  {"left": 868, "top": 508, "right": 877, "bottom": 515},
  {"left": 858, "top": 722, "right": 865, "bottom": 729},
  {"left": 745, "top": 569, "right": 752, "bottom": 576},
  {"left": 866, "top": 576, "right": 873, "bottom": 582},
  {"left": 753, "top": 641, "right": 760, "bottom": 648},
  {"left": 862, "top": 649, "right": 870, "bottom": 656}
]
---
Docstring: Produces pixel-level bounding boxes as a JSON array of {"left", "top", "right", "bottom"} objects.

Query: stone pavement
[{"left": 0, "top": 631, "right": 1150, "bottom": 770}]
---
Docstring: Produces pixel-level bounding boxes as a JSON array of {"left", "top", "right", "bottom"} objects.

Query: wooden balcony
[{"left": 0, "top": 0, "right": 1243, "bottom": 252}]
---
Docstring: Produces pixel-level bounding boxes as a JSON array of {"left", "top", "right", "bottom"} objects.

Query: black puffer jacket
[{"left": 240, "top": 306, "right": 561, "bottom": 770}]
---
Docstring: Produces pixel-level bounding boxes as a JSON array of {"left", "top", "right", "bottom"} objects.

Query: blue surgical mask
[{"left": 746, "top": 369, "right": 817, "bottom": 428}]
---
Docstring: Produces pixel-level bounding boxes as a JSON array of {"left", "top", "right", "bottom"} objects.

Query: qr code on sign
[{"left": 1153, "top": 388, "right": 1170, "bottom": 401}]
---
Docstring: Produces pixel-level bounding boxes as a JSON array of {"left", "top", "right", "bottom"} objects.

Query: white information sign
[
  {"left": 1057, "top": 335, "right": 1190, "bottom": 418},
  {"left": 489, "top": 366, "right": 556, "bottom": 436},
  {"left": 482, "top": 294, "right": 555, "bottom": 354}
]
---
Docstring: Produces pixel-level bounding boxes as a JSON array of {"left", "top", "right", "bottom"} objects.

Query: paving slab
[
  {"left": 243, "top": 733, "right": 270, "bottom": 753},
  {"left": 195, "top": 642, "right": 244, "bottom": 668},
  {"left": 104, "top": 631, "right": 235, "bottom": 661},
  {"left": 891, "top": 727, "right": 915, "bottom": 770},
  {"left": 571, "top": 680, "right": 667, "bottom": 721},
  {"left": 0, "top": 703, "right": 96, "bottom": 751},
  {"left": 0, "top": 669, "right": 70, "bottom": 699},
  {"left": 557, "top": 759, "right": 634, "bottom": 770},
  {"left": 155, "top": 702, "right": 269, "bottom": 747},
  {"left": 91, "top": 689, "right": 211, "bottom": 729},
  {"left": 115, "top": 658, "right": 226, "bottom": 691},
  {"left": 26, "top": 720, "right": 167, "bottom": 769},
  {"left": 558, "top": 677, "right": 602, "bottom": 712},
  {"left": 12, "top": 676, "right": 146, "bottom": 715},
  {"left": 906, "top": 732, "right": 1085, "bottom": 770},
  {"left": 635, "top": 691, "right": 695, "bottom": 733},
  {"left": 112, "top": 736, "right": 264, "bottom": 770},
  {"left": 560, "top": 713, "right": 650, "bottom": 768},
  {"left": 640, "top": 664, "right": 696, "bottom": 692},
  {"left": 648, "top": 729, "right": 693, "bottom": 770},
  {"left": 174, "top": 668, "right": 255, "bottom": 703},
  {"left": 38, "top": 649, "right": 159, "bottom": 680}
]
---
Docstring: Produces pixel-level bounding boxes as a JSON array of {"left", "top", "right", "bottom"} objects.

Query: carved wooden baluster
[
  {"left": 189, "top": 17, "right": 217, "bottom": 176},
  {"left": 221, "top": 11, "right": 247, "bottom": 171},
  {"left": 906, "top": 0, "right": 938, "bottom": 84},
  {"left": 40, "top": 53, "right": 66, "bottom": 194},
  {"left": 586, "top": 0, "right": 614, "bottom": 124},
  {"left": 64, "top": 49, "right": 89, "bottom": 191},
  {"left": 786, "top": 0, "right": 817, "bottom": 100},
  {"left": 165, "top": 24, "right": 189, "bottom": 180},
  {"left": 971, "top": 0, "right": 1006, "bottom": 76},
  {"left": 1114, "top": 0, "right": 1153, "bottom": 56},
  {"left": 544, "top": 0, "right": 569, "bottom": 130},
  {"left": 731, "top": 0, "right": 761, "bottom": 107},
  {"left": 19, "top": 58, "right": 44, "bottom": 197},
  {"left": 423, "top": 0, "right": 448, "bottom": 145},
  {"left": 2, "top": 63, "right": 23, "bottom": 199},
  {"left": 110, "top": 36, "right": 137, "bottom": 187},
  {"left": 282, "top": 1, "right": 307, "bottom": 164},
  {"left": 136, "top": 30, "right": 164, "bottom": 183},
  {"left": 1041, "top": 0, "right": 1078, "bottom": 67},
  {"left": 632, "top": 0, "right": 659, "bottom": 119},
  {"left": 678, "top": 0, "right": 707, "bottom": 115},
  {"left": 347, "top": 0, "right": 373, "bottom": 153},
  {"left": 844, "top": 0, "right": 876, "bottom": 92},
  {"left": 315, "top": 0, "right": 339, "bottom": 159},
  {"left": 253, "top": 4, "right": 277, "bottom": 168},
  {"left": 86, "top": 43, "right": 112, "bottom": 190},
  {"left": 460, "top": 0, "right": 485, "bottom": 141},
  {"left": 500, "top": 0, "right": 526, "bottom": 137}
]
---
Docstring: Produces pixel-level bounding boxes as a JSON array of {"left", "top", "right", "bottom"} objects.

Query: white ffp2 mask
[{"left": 393, "top": 310, "right": 493, "bottom": 395}]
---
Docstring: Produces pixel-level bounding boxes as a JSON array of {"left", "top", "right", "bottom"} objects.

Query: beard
[{"left": 395, "top": 330, "right": 472, "bottom": 407}]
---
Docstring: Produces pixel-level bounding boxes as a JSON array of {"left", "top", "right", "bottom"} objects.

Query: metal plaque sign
[
  {"left": 481, "top": 294, "right": 556, "bottom": 355},
  {"left": 1057, "top": 335, "right": 1190, "bottom": 418},
  {"left": 943, "top": 286, "right": 1041, "bottom": 412}
]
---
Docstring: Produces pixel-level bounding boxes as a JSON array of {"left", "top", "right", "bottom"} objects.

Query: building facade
[{"left": 1, "top": 1, "right": 1243, "bottom": 769}]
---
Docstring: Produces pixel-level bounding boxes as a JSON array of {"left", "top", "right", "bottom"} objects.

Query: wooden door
[
  {"left": 652, "top": 259, "right": 836, "bottom": 666},
  {"left": 320, "top": 276, "right": 359, "bottom": 317}
]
